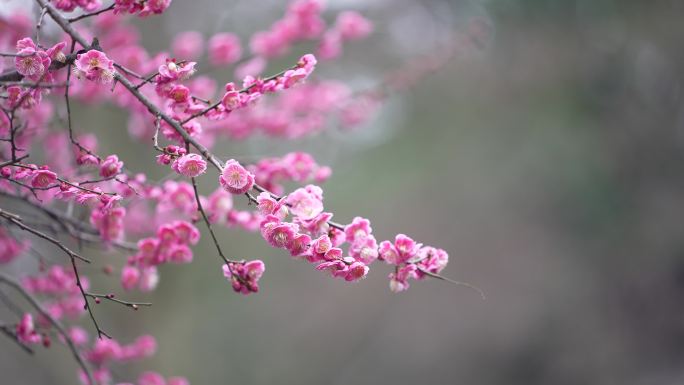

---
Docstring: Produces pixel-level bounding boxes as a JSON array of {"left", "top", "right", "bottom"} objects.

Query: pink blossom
[
  {"left": 344, "top": 216, "right": 372, "bottom": 245},
  {"left": 207, "top": 188, "right": 233, "bottom": 223},
  {"left": 223, "top": 260, "right": 265, "bottom": 295},
  {"left": 394, "top": 234, "right": 421, "bottom": 262},
  {"left": 414, "top": 246, "right": 449, "bottom": 279},
  {"left": 167, "top": 378, "right": 190, "bottom": 385},
  {"left": 74, "top": 50, "right": 115, "bottom": 84},
  {"left": 315, "top": 260, "right": 348, "bottom": 278},
  {"left": 167, "top": 84, "right": 191, "bottom": 106},
  {"left": 68, "top": 327, "right": 89, "bottom": 346},
  {"left": 139, "top": 266, "right": 159, "bottom": 292},
  {"left": 121, "top": 265, "right": 141, "bottom": 290},
  {"left": 335, "top": 11, "right": 374, "bottom": 41},
  {"left": 349, "top": 235, "right": 379, "bottom": 265},
  {"left": 100, "top": 155, "right": 124, "bottom": 178},
  {"left": 267, "top": 223, "right": 297, "bottom": 249},
  {"left": 138, "top": 371, "right": 166, "bottom": 385},
  {"left": 172, "top": 154, "right": 207, "bottom": 177},
  {"left": 131, "top": 335, "right": 157, "bottom": 358},
  {"left": 15, "top": 49, "right": 50, "bottom": 80},
  {"left": 287, "top": 233, "right": 311, "bottom": 257},
  {"left": 256, "top": 191, "right": 287, "bottom": 218},
  {"left": 172, "top": 221, "right": 200, "bottom": 245},
  {"left": 323, "top": 247, "right": 343, "bottom": 261},
  {"left": 345, "top": 261, "right": 369, "bottom": 281},
  {"left": 208, "top": 32, "right": 242, "bottom": 66},
  {"left": 286, "top": 185, "right": 323, "bottom": 220},
  {"left": 219, "top": 159, "right": 254, "bottom": 194},
  {"left": 115, "top": 0, "right": 172, "bottom": 16},
  {"left": 31, "top": 169, "right": 57, "bottom": 188},
  {"left": 220, "top": 82, "right": 241, "bottom": 111},
  {"left": 378, "top": 240, "right": 399, "bottom": 265},
  {"left": 308, "top": 234, "right": 332, "bottom": 262},
  {"left": 157, "top": 60, "right": 196, "bottom": 83},
  {"left": 172, "top": 31, "right": 204, "bottom": 59},
  {"left": 16, "top": 313, "right": 41, "bottom": 345},
  {"left": 167, "top": 244, "right": 193, "bottom": 263},
  {"left": 379, "top": 234, "right": 422, "bottom": 265},
  {"left": 389, "top": 264, "right": 418, "bottom": 293},
  {"left": 87, "top": 338, "right": 122, "bottom": 364}
]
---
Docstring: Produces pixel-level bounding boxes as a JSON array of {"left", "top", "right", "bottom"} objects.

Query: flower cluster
[
  {"left": 223, "top": 260, "right": 265, "bottom": 295},
  {"left": 379, "top": 236, "right": 449, "bottom": 292},
  {"left": 217, "top": 53, "right": 317, "bottom": 118},
  {"left": 121, "top": 220, "right": 200, "bottom": 290},
  {"left": 52, "top": 0, "right": 102, "bottom": 12},
  {"left": 86, "top": 334, "right": 156, "bottom": 364},
  {"left": 114, "top": 0, "right": 173, "bottom": 16},
  {"left": 23, "top": 265, "right": 88, "bottom": 320},
  {"left": 249, "top": 152, "right": 331, "bottom": 195},
  {"left": 16, "top": 313, "right": 44, "bottom": 345},
  {"left": 318, "top": 11, "right": 374, "bottom": 60},
  {"left": 250, "top": 0, "right": 326, "bottom": 58},
  {"left": 255, "top": 185, "right": 371, "bottom": 283}
]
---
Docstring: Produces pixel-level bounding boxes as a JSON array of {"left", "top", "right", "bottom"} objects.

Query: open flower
[
  {"left": 172, "top": 154, "right": 207, "bottom": 177},
  {"left": 31, "top": 169, "right": 57, "bottom": 188},
  {"left": 219, "top": 159, "right": 254, "bottom": 194},
  {"left": 74, "top": 50, "right": 115, "bottom": 84}
]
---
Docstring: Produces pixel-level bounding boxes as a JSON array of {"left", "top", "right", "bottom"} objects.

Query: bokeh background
[{"left": 3, "top": 0, "right": 684, "bottom": 384}]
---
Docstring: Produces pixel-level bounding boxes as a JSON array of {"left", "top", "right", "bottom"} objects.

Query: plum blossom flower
[
  {"left": 171, "top": 154, "right": 207, "bottom": 177},
  {"left": 344, "top": 216, "right": 372, "bottom": 245},
  {"left": 208, "top": 33, "right": 242, "bottom": 66},
  {"left": 286, "top": 185, "right": 323, "bottom": 220},
  {"left": 31, "top": 169, "right": 57, "bottom": 188},
  {"left": 172, "top": 31, "right": 204, "bottom": 59},
  {"left": 267, "top": 223, "right": 297, "bottom": 249},
  {"left": 389, "top": 264, "right": 418, "bottom": 293},
  {"left": 256, "top": 191, "right": 288, "bottom": 218},
  {"left": 15, "top": 50, "right": 50, "bottom": 80},
  {"left": 219, "top": 159, "right": 254, "bottom": 194},
  {"left": 121, "top": 265, "right": 141, "bottom": 290},
  {"left": 74, "top": 50, "right": 115, "bottom": 84},
  {"left": 158, "top": 60, "right": 196, "bottom": 83},
  {"left": 16, "top": 313, "right": 41, "bottom": 344},
  {"left": 223, "top": 260, "right": 265, "bottom": 295},
  {"left": 100, "top": 155, "right": 123, "bottom": 178},
  {"left": 335, "top": 11, "right": 374, "bottom": 41},
  {"left": 345, "top": 261, "right": 369, "bottom": 281},
  {"left": 414, "top": 247, "right": 449, "bottom": 278},
  {"left": 379, "top": 234, "right": 422, "bottom": 265}
]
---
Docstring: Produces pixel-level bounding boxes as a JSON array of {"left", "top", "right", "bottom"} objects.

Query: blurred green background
[{"left": 3, "top": 0, "right": 684, "bottom": 384}]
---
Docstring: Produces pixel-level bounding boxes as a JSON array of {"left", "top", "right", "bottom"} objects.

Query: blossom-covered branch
[{"left": 0, "top": 0, "right": 484, "bottom": 384}]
